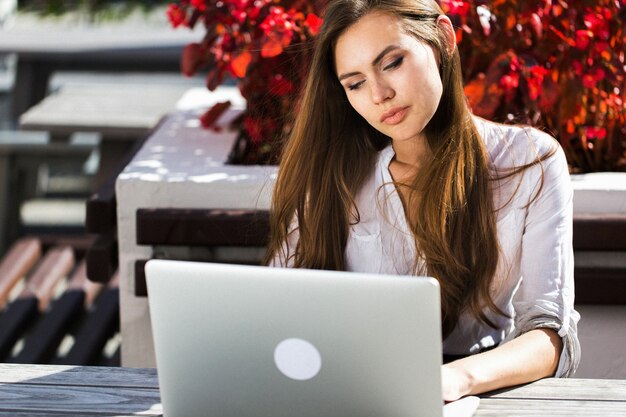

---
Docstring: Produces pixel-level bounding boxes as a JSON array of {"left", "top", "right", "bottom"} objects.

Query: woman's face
[{"left": 335, "top": 11, "right": 443, "bottom": 143}]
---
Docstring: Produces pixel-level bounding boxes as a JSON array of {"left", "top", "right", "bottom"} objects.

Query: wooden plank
[
  {"left": 0, "top": 383, "right": 162, "bottom": 416},
  {"left": 134, "top": 260, "right": 149, "bottom": 297},
  {"left": 10, "top": 262, "right": 92, "bottom": 364},
  {"left": 0, "top": 413, "right": 150, "bottom": 417},
  {"left": 9, "top": 290, "right": 85, "bottom": 364},
  {"left": 86, "top": 121, "right": 151, "bottom": 234},
  {"left": 0, "top": 246, "right": 76, "bottom": 361},
  {"left": 575, "top": 267, "right": 626, "bottom": 304},
  {"left": 59, "top": 287, "right": 119, "bottom": 366},
  {"left": 475, "top": 398, "right": 626, "bottom": 416},
  {"left": 19, "top": 84, "right": 189, "bottom": 140},
  {"left": 86, "top": 177, "right": 117, "bottom": 234},
  {"left": 0, "top": 238, "right": 41, "bottom": 309},
  {"left": 573, "top": 213, "right": 626, "bottom": 250},
  {"left": 20, "top": 246, "right": 75, "bottom": 311},
  {"left": 485, "top": 378, "right": 626, "bottom": 401},
  {"left": 0, "top": 364, "right": 158, "bottom": 388},
  {"left": 85, "top": 233, "right": 118, "bottom": 284},
  {"left": 66, "top": 261, "right": 104, "bottom": 308},
  {"left": 0, "top": 297, "right": 39, "bottom": 360},
  {"left": 35, "top": 234, "right": 96, "bottom": 258},
  {"left": 136, "top": 208, "right": 270, "bottom": 246}
]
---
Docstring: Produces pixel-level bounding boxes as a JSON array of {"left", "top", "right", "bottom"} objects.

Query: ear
[{"left": 436, "top": 15, "right": 456, "bottom": 57}]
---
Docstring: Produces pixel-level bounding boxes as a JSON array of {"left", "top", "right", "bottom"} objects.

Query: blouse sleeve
[{"left": 507, "top": 144, "right": 581, "bottom": 377}]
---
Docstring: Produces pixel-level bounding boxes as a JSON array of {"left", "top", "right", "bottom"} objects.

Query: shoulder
[{"left": 473, "top": 115, "right": 563, "bottom": 171}]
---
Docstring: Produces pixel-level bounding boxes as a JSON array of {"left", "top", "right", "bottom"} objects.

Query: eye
[
  {"left": 383, "top": 56, "right": 404, "bottom": 71},
  {"left": 347, "top": 80, "right": 365, "bottom": 91}
]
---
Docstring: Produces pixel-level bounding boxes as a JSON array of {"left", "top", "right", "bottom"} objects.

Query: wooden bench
[
  {"left": 0, "top": 22, "right": 200, "bottom": 120},
  {"left": 19, "top": 82, "right": 194, "bottom": 187},
  {"left": 0, "top": 237, "right": 120, "bottom": 365},
  {"left": 0, "top": 130, "right": 99, "bottom": 254}
]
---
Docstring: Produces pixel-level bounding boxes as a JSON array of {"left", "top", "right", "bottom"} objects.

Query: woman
[{"left": 265, "top": 0, "right": 580, "bottom": 401}]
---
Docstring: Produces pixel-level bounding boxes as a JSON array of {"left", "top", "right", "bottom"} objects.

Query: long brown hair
[{"left": 264, "top": 0, "right": 552, "bottom": 338}]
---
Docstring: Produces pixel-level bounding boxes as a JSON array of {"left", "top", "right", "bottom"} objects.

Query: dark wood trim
[
  {"left": 135, "top": 260, "right": 149, "bottom": 297},
  {"left": 136, "top": 208, "right": 270, "bottom": 247},
  {"left": 573, "top": 213, "right": 626, "bottom": 251},
  {"left": 85, "top": 132, "right": 151, "bottom": 235},
  {"left": 574, "top": 267, "right": 626, "bottom": 305},
  {"left": 85, "top": 233, "right": 118, "bottom": 284}
]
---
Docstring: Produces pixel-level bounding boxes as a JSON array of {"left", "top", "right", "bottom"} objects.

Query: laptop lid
[{"left": 146, "top": 260, "right": 444, "bottom": 417}]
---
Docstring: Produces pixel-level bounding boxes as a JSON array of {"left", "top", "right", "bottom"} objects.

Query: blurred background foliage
[
  {"left": 442, "top": 0, "right": 626, "bottom": 172},
  {"left": 25, "top": 0, "right": 624, "bottom": 171},
  {"left": 169, "top": 0, "right": 626, "bottom": 172},
  {"left": 18, "top": 0, "right": 169, "bottom": 20}
]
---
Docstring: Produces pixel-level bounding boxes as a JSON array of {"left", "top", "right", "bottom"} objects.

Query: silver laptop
[{"left": 146, "top": 260, "right": 479, "bottom": 417}]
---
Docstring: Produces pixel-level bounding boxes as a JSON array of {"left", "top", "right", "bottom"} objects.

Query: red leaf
[
  {"left": 585, "top": 127, "right": 607, "bottom": 140},
  {"left": 499, "top": 73, "right": 519, "bottom": 101},
  {"left": 190, "top": 0, "right": 206, "bottom": 11},
  {"left": 231, "top": 50, "right": 252, "bottom": 78},
  {"left": 539, "top": 78, "right": 559, "bottom": 111},
  {"left": 464, "top": 75, "right": 486, "bottom": 109},
  {"left": 530, "top": 13, "right": 542, "bottom": 38},
  {"left": 244, "top": 117, "right": 264, "bottom": 144},
  {"left": 181, "top": 43, "right": 206, "bottom": 77},
  {"left": 575, "top": 30, "right": 593, "bottom": 50},
  {"left": 206, "top": 67, "right": 225, "bottom": 91},
  {"left": 262, "top": 38, "right": 283, "bottom": 58},
  {"left": 582, "top": 74, "right": 595, "bottom": 89},
  {"left": 305, "top": 13, "right": 323, "bottom": 35},
  {"left": 166, "top": 4, "right": 187, "bottom": 28},
  {"left": 200, "top": 101, "right": 232, "bottom": 129},
  {"left": 269, "top": 74, "right": 295, "bottom": 96}
]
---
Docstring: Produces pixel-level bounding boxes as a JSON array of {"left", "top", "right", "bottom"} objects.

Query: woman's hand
[{"left": 441, "top": 363, "right": 472, "bottom": 402}]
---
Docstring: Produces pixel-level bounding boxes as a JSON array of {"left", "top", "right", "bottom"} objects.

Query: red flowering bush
[
  {"left": 169, "top": 0, "right": 626, "bottom": 171},
  {"left": 166, "top": 0, "right": 325, "bottom": 163},
  {"left": 441, "top": 0, "right": 626, "bottom": 172}
]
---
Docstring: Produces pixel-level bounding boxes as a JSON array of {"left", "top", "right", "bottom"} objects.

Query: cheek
[{"left": 347, "top": 94, "right": 373, "bottom": 121}]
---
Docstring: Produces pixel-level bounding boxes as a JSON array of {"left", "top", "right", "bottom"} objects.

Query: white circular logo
[{"left": 273, "top": 338, "right": 322, "bottom": 381}]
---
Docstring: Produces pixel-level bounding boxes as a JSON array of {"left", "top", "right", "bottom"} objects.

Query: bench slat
[
  {"left": 0, "top": 297, "right": 39, "bottom": 360},
  {"left": 20, "top": 246, "right": 75, "bottom": 311},
  {"left": 0, "top": 238, "right": 41, "bottom": 308},
  {"left": 10, "top": 260, "right": 97, "bottom": 364},
  {"left": 9, "top": 290, "right": 85, "bottom": 364},
  {"left": 59, "top": 285, "right": 119, "bottom": 366},
  {"left": 66, "top": 261, "right": 104, "bottom": 308}
]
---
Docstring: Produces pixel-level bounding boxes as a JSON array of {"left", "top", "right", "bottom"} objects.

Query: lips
[{"left": 380, "top": 106, "right": 409, "bottom": 125}]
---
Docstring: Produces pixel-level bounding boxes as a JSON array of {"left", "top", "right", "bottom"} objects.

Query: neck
[{"left": 391, "top": 134, "right": 432, "bottom": 170}]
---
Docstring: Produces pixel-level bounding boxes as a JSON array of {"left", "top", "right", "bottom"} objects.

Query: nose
[{"left": 370, "top": 78, "right": 395, "bottom": 104}]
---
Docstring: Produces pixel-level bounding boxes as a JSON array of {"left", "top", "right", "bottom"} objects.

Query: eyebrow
[{"left": 337, "top": 45, "right": 401, "bottom": 81}]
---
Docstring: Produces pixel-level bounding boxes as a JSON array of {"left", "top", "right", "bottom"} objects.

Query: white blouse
[{"left": 275, "top": 117, "right": 580, "bottom": 377}]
